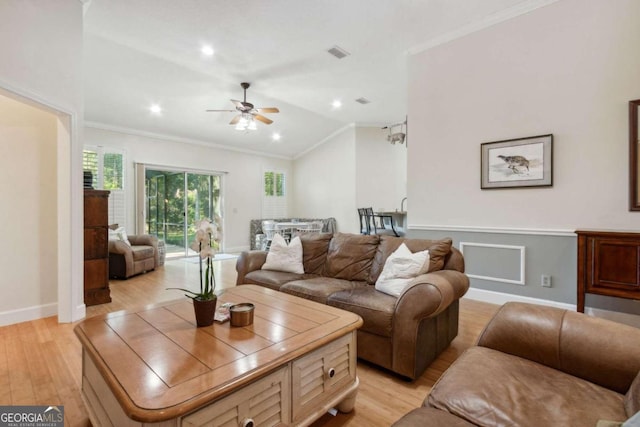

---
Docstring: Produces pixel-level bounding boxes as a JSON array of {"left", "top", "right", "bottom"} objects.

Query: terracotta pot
[{"left": 193, "top": 297, "right": 217, "bottom": 327}]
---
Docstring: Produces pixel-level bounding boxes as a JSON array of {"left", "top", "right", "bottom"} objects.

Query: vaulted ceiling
[{"left": 83, "top": 0, "right": 550, "bottom": 158}]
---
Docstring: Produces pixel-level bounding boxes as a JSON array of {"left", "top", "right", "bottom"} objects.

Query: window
[
  {"left": 262, "top": 170, "right": 287, "bottom": 218},
  {"left": 264, "top": 171, "right": 285, "bottom": 197},
  {"left": 84, "top": 146, "right": 126, "bottom": 227}
]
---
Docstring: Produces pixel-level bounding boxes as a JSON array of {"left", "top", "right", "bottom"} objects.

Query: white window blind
[
  {"left": 83, "top": 146, "right": 127, "bottom": 227},
  {"left": 262, "top": 170, "right": 287, "bottom": 218}
]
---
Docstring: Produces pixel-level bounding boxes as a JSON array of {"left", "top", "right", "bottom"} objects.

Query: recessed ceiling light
[
  {"left": 272, "top": 133, "right": 281, "bottom": 141},
  {"left": 149, "top": 104, "right": 162, "bottom": 114},
  {"left": 332, "top": 100, "right": 342, "bottom": 109},
  {"left": 201, "top": 45, "right": 214, "bottom": 56}
]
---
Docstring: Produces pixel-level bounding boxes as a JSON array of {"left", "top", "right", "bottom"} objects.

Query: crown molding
[
  {"left": 407, "top": 0, "right": 561, "bottom": 55},
  {"left": 84, "top": 121, "right": 293, "bottom": 160}
]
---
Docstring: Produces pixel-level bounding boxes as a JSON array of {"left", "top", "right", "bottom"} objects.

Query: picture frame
[{"left": 481, "top": 134, "right": 553, "bottom": 189}]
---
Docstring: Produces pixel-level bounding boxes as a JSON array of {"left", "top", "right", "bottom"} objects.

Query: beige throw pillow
[
  {"left": 261, "top": 234, "right": 304, "bottom": 274},
  {"left": 375, "top": 243, "right": 430, "bottom": 297}
]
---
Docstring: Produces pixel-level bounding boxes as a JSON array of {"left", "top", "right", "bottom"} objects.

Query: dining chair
[
  {"left": 261, "top": 220, "right": 277, "bottom": 250},
  {"left": 365, "top": 207, "right": 399, "bottom": 236},
  {"left": 358, "top": 208, "right": 371, "bottom": 235}
]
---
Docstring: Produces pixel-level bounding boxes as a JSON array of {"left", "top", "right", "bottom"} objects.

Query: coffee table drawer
[
  {"left": 291, "top": 332, "right": 356, "bottom": 423},
  {"left": 182, "top": 366, "right": 290, "bottom": 427}
]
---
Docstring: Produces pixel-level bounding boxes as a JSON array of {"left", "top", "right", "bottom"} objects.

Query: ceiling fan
[{"left": 206, "top": 82, "right": 279, "bottom": 130}]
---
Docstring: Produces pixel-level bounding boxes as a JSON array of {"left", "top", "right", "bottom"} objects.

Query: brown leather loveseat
[
  {"left": 392, "top": 302, "right": 640, "bottom": 426},
  {"left": 235, "top": 232, "right": 469, "bottom": 379}
]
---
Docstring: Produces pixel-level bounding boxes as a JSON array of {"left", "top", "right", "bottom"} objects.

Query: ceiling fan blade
[
  {"left": 229, "top": 115, "right": 241, "bottom": 125},
  {"left": 206, "top": 109, "right": 235, "bottom": 112},
  {"left": 256, "top": 107, "right": 279, "bottom": 113},
  {"left": 231, "top": 99, "right": 245, "bottom": 109},
  {"left": 254, "top": 114, "right": 273, "bottom": 125}
]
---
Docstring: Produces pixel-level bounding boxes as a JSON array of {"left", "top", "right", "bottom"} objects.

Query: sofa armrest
[
  {"left": 236, "top": 250, "right": 268, "bottom": 285},
  {"left": 391, "top": 270, "right": 469, "bottom": 378},
  {"left": 129, "top": 234, "right": 158, "bottom": 247},
  {"left": 478, "top": 302, "right": 640, "bottom": 394},
  {"left": 108, "top": 240, "right": 131, "bottom": 255},
  {"left": 396, "top": 270, "right": 470, "bottom": 319}
]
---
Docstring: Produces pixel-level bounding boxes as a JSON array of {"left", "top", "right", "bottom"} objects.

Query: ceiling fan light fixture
[{"left": 247, "top": 119, "right": 257, "bottom": 130}]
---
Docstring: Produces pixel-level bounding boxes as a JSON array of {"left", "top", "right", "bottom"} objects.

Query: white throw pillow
[
  {"left": 261, "top": 234, "right": 304, "bottom": 274},
  {"left": 109, "top": 227, "right": 131, "bottom": 246},
  {"left": 375, "top": 243, "right": 430, "bottom": 297}
]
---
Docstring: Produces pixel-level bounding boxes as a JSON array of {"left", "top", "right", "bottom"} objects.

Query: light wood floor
[{"left": 0, "top": 259, "right": 499, "bottom": 427}]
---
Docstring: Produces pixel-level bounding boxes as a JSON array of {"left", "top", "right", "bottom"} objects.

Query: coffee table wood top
[{"left": 74, "top": 285, "right": 362, "bottom": 422}]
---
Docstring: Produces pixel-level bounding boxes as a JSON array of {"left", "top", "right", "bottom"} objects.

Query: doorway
[{"left": 145, "top": 169, "right": 223, "bottom": 258}]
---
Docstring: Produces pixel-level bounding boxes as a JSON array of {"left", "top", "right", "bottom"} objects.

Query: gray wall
[{"left": 408, "top": 228, "right": 640, "bottom": 316}]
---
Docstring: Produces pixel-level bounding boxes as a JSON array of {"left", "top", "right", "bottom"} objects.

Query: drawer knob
[
  {"left": 242, "top": 419, "right": 255, "bottom": 427},
  {"left": 327, "top": 367, "right": 336, "bottom": 379}
]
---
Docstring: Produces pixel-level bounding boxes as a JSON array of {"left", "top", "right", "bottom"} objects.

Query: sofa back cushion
[
  {"left": 478, "top": 302, "right": 640, "bottom": 394},
  {"left": 299, "top": 232, "right": 333, "bottom": 274},
  {"left": 324, "top": 233, "right": 379, "bottom": 281},
  {"left": 369, "top": 236, "right": 453, "bottom": 284}
]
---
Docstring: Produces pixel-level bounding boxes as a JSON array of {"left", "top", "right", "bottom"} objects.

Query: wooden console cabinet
[
  {"left": 576, "top": 230, "right": 640, "bottom": 312},
  {"left": 84, "top": 190, "right": 111, "bottom": 306}
]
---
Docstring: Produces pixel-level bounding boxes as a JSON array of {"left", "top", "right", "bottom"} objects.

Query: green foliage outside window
[{"left": 264, "top": 171, "right": 285, "bottom": 196}]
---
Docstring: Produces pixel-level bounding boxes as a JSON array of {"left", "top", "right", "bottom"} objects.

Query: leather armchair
[
  {"left": 108, "top": 234, "right": 159, "bottom": 279},
  {"left": 393, "top": 302, "right": 640, "bottom": 426}
]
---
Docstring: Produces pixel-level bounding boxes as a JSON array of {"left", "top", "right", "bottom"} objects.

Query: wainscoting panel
[
  {"left": 409, "top": 227, "right": 640, "bottom": 318},
  {"left": 459, "top": 242, "right": 525, "bottom": 285}
]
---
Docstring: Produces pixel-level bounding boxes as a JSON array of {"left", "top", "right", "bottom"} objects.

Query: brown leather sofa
[
  {"left": 108, "top": 234, "right": 159, "bottom": 279},
  {"left": 235, "top": 232, "right": 469, "bottom": 379},
  {"left": 392, "top": 302, "right": 640, "bottom": 427}
]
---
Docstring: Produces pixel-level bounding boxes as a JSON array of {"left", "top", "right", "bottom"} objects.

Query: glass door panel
[{"left": 145, "top": 168, "right": 223, "bottom": 258}]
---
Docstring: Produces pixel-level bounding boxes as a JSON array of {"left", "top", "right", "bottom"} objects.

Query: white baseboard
[
  {"left": 0, "top": 302, "right": 58, "bottom": 327},
  {"left": 73, "top": 303, "right": 87, "bottom": 322},
  {"left": 464, "top": 287, "right": 640, "bottom": 328}
]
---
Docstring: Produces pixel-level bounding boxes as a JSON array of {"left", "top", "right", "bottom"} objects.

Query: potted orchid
[{"left": 168, "top": 217, "right": 221, "bottom": 326}]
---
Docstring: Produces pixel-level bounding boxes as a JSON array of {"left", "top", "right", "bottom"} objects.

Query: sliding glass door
[{"left": 145, "top": 169, "right": 222, "bottom": 258}]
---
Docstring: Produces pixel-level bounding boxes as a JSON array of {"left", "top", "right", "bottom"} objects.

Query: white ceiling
[{"left": 83, "top": 0, "right": 548, "bottom": 158}]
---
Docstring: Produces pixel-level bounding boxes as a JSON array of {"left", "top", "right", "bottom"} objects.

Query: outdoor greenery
[
  {"left": 82, "top": 150, "right": 124, "bottom": 190},
  {"left": 146, "top": 171, "right": 221, "bottom": 250},
  {"left": 264, "top": 171, "right": 285, "bottom": 197}
]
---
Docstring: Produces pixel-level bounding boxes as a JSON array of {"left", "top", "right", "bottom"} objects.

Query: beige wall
[
  {"left": 293, "top": 126, "right": 358, "bottom": 232},
  {"left": 0, "top": 0, "right": 84, "bottom": 323},
  {"left": 293, "top": 125, "right": 407, "bottom": 233},
  {"left": 355, "top": 127, "right": 407, "bottom": 213},
  {"left": 407, "top": 0, "right": 640, "bottom": 231},
  {"left": 0, "top": 94, "right": 58, "bottom": 320}
]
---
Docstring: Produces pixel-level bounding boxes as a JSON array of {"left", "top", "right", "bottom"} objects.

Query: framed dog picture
[{"left": 481, "top": 134, "right": 553, "bottom": 189}]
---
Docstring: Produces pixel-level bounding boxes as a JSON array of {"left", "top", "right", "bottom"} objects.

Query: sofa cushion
[
  {"left": 131, "top": 245, "right": 154, "bottom": 261},
  {"left": 280, "top": 277, "right": 368, "bottom": 304},
  {"left": 299, "top": 232, "right": 333, "bottom": 274},
  {"left": 324, "top": 233, "right": 379, "bottom": 282},
  {"left": 370, "top": 236, "right": 452, "bottom": 283},
  {"left": 427, "top": 346, "right": 627, "bottom": 427},
  {"left": 244, "top": 270, "right": 312, "bottom": 291},
  {"left": 327, "top": 287, "right": 396, "bottom": 337}
]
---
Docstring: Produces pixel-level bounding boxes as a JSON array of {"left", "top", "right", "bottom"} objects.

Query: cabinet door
[
  {"left": 291, "top": 333, "right": 356, "bottom": 423},
  {"left": 588, "top": 237, "right": 640, "bottom": 295},
  {"left": 181, "top": 366, "right": 290, "bottom": 427},
  {"left": 84, "top": 228, "right": 108, "bottom": 260}
]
